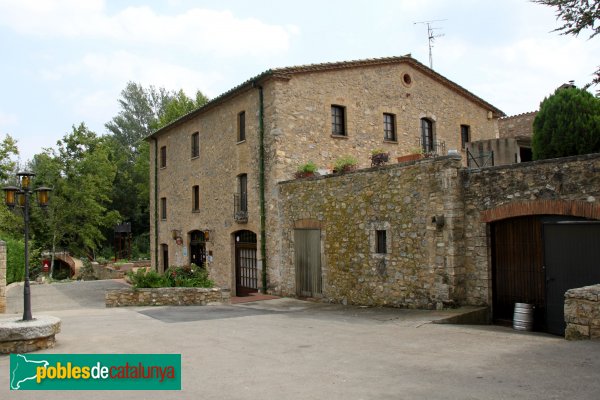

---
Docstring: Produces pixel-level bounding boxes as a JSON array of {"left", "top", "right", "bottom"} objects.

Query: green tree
[
  {"left": 0, "top": 134, "right": 19, "bottom": 182},
  {"left": 153, "top": 89, "right": 209, "bottom": 131},
  {"left": 532, "top": 86, "right": 600, "bottom": 159},
  {"left": 0, "top": 134, "right": 22, "bottom": 239},
  {"left": 103, "top": 83, "right": 208, "bottom": 259},
  {"left": 30, "top": 123, "right": 121, "bottom": 259},
  {"left": 534, "top": 0, "right": 600, "bottom": 86}
]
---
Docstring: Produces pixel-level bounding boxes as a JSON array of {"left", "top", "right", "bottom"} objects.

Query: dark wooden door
[
  {"left": 235, "top": 230, "right": 258, "bottom": 296},
  {"left": 543, "top": 221, "right": 600, "bottom": 336},
  {"left": 294, "top": 229, "right": 322, "bottom": 297},
  {"left": 161, "top": 244, "right": 169, "bottom": 273},
  {"left": 189, "top": 231, "right": 206, "bottom": 268},
  {"left": 492, "top": 216, "right": 546, "bottom": 328}
]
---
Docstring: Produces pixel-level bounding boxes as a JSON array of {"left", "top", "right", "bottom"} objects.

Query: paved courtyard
[{"left": 1, "top": 280, "right": 599, "bottom": 399}]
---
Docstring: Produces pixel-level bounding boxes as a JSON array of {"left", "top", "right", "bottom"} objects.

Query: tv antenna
[{"left": 414, "top": 19, "right": 446, "bottom": 69}]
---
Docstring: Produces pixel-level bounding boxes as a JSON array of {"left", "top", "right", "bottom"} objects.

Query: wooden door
[{"left": 295, "top": 229, "right": 322, "bottom": 297}]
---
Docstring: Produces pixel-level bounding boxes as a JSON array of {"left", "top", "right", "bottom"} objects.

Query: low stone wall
[
  {"left": 106, "top": 287, "right": 230, "bottom": 307},
  {"left": 0, "top": 316, "right": 61, "bottom": 354},
  {"left": 565, "top": 285, "right": 600, "bottom": 340},
  {"left": 0, "top": 240, "right": 6, "bottom": 313}
]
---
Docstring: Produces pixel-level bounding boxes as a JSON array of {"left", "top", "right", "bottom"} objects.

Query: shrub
[
  {"left": 127, "top": 264, "right": 213, "bottom": 289},
  {"left": 5, "top": 238, "right": 24, "bottom": 284},
  {"left": 532, "top": 86, "right": 600, "bottom": 160}
]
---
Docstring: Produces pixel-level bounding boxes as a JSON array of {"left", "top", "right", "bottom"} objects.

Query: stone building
[{"left": 147, "top": 55, "right": 505, "bottom": 297}]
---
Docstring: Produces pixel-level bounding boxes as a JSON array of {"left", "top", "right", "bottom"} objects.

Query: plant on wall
[
  {"left": 294, "top": 161, "right": 318, "bottom": 179},
  {"left": 333, "top": 155, "right": 358, "bottom": 173},
  {"left": 370, "top": 149, "right": 389, "bottom": 167}
]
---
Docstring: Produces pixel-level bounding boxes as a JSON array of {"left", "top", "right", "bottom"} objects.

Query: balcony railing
[
  {"left": 233, "top": 193, "right": 248, "bottom": 223},
  {"left": 419, "top": 138, "right": 446, "bottom": 158}
]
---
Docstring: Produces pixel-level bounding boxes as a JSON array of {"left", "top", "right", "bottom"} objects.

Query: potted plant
[
  {"left": 333, "top": 155, "right": 358, "bottom": 174},
  {"left": 294, "top": 161, "right": 318, "bottom": 179},
  {"left": 370, "top": 149, "right": 390, "bottom": 166},
  {"left": 397, "top": 147, "right": 424, "bottom": 163}
]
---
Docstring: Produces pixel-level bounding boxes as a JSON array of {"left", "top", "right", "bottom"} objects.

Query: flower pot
[{"left": 397, "top": 153, "right": 423, "bottom": 163}]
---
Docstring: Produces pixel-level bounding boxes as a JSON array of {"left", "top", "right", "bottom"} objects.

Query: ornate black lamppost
[{"left": 2, "top": 171, "right": 51, "bottom": 321}]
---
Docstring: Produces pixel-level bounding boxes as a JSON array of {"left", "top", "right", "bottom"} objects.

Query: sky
[{"left": 1, "top": 0, "right": 599, "bottom": 162}]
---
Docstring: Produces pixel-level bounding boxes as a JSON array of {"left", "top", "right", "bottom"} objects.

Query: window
[
  {"left": 376, "top": 230, "right": 387, "bottom": 254},
  {"left": 192, "top": 185, "right": 199, "bottom": 211},
  {"left": 238, "top": 174, "right": 248, "bottom": 212},
  {"left": 160, "top": 197, "right": 167, "bottom": 220},
  {"left": 460, "top": 125, "right": 470, "bottom": 149},
  {"left": 191, "top": 132, "right": 199, "bottom": 158},
  {"left": 421, "top": 118, "right": 434, "bottom": 152},
  {"left": 384, "top": 113, "right": 396, "bottom": 141},
  {"left": 331, "top": 105, "right": 346, "bottom": 136},
  {"left": 160, "top": 146, "right": 167, "bottom": 168},
  {"left": 238, "top": 111, "right": 246, "bottom": 142}
]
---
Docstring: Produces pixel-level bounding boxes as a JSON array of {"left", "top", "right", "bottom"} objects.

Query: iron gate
[{"left": 235, "top": 230, "right": 258, "bottom": 296}]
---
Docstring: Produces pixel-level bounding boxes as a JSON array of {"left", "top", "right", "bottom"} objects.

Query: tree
[
  {"left": 0, "top": 134, "right": 19, "bottom": 182},
  {"left": 103, "top": 83, "right": 208, "bottom": 258},
  {"left": 153, "top": 89, "right": 209, "bottom": 131},
  {"left": 30, "top": 123, "right": 121, "bottom": 259},
  {"left": 534, "top": 0, "right": 600, "bottom": 86},
  {"left": 532, "top": 86, "right": 600, "bottom": 159}
]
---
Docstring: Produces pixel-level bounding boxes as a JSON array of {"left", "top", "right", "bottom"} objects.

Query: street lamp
[{"left": 2, "top": 171, "right": 51, "bottom": 321}]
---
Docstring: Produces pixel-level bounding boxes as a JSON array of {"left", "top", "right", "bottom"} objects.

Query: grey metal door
[
  {"left": 294, "top": 229, "right": 322, "bottom": 297},
  {"left": 544, "top": 221, "right": 600, "bottom": 336}
]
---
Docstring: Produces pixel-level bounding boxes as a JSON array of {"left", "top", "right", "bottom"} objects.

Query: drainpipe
[
  {"left": 254, "top": 81, "right": 268, "bottom": 293},
  {"left": 152, "top": 137, "right": 159, "bottom": 271}
]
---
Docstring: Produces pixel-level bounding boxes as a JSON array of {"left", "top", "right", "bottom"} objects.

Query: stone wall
[
  {"left": 105, "top": 287, "right": 231, "bottom": 307},
  {"left": 564, "top": 285, "right": 600, "bottom": 340},
  {"left": 461, "top": 153, "right": 600, "bottom": 305},
  {"left": 276, "top": 156, "right": 464, "bottom": 308},
  {"left": 0, "top": 240, "right": 5, "bottom": 313},
  {"left": 498, "top": 111, "right": 536, "bottom": 139},
  {"left": 276, "top": 152, "right": 599, "bottom": 309}
]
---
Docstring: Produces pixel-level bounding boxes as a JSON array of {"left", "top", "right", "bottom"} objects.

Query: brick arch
[{"left": 480, "top": 200, "right": 600, "bottom": 223}]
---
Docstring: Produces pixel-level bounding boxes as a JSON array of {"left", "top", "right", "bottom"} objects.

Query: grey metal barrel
[{"left": 513, "top": 303, "right": 534, "bottom": 331}]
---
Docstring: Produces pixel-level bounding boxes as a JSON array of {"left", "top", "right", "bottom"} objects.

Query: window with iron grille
[
  {"left": 331, "top": 105, "right": 346, "bottom": 136},
  {"left": 192, "top": 185, "right": 199, "bottom": 211},
  {"left": 460, "top": 125, "right": 470, "bottom": 149},
  {"left": 160, "top": 146, "right": 167, "bottom": 168},
  {"left": 160, "top": 197, "right": 167, "bottom": 220},
  {"left": 191, "top": 132, "right": 199, "bottom": 158},
  {"left": 384, "top": 113, "right": 396, "bottom": 141},
  {"left": 376, "top": 230, "right": 387, "bottom": 254},
  {"left": 238, "top": 111, "right": 246, "bottom": 142}
]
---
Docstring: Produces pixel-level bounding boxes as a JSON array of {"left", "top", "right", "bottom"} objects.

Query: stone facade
[
  {"left": 498, "top": 111, "right": 537, "bottom": 139},
  {"left": 0, "top": 240, "right": 5, "bottom": 313},
  {"left": 276, "top": 152, "right": 599, "bottom": 309},
  {"left": 105, "top": 287, "right": 231, "bottom": 307},
  {"left": 564, "top": 285, "right": 600, "bottom": 340},
  {"left": 148, "top": 56, "right": 503, "bottom": 296},
  {"left": 277, "top": 156, "right": 464, "bottom": 308}
]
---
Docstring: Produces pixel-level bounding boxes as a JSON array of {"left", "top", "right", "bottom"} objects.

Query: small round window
[{"left": 402, "top": 73, "right": 412, "bottom": 86}]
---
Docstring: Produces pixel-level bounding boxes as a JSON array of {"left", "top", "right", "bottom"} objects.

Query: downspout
[
  {"left": 254, "top": 82, "right": 268, "bottom": 293},
  {"left": 152, "top": 137, "right": 159, "bottom": 271}
]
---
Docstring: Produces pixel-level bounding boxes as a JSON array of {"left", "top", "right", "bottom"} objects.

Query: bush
[
  {"left": 532, "top": 86, "right": 600, "bottom": 160},
  {"left": 127, "top": 264, "right": 213, "bottom": 289},
  {"left": 5, "top": 238, "right": 24, "bottom": 284}
]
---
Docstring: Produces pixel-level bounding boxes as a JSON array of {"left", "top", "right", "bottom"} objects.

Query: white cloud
[{"left": 0, "top": 0, "right": 297, "bottom": 56}]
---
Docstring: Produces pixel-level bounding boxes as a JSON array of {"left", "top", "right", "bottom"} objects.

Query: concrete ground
[{"left": 1, "top": 280, "right": 599, "bottom": 399}]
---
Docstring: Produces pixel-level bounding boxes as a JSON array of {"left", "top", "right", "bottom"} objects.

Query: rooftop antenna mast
[{"left": 414, "top": 19, "right": 446, "bottom": 69}]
